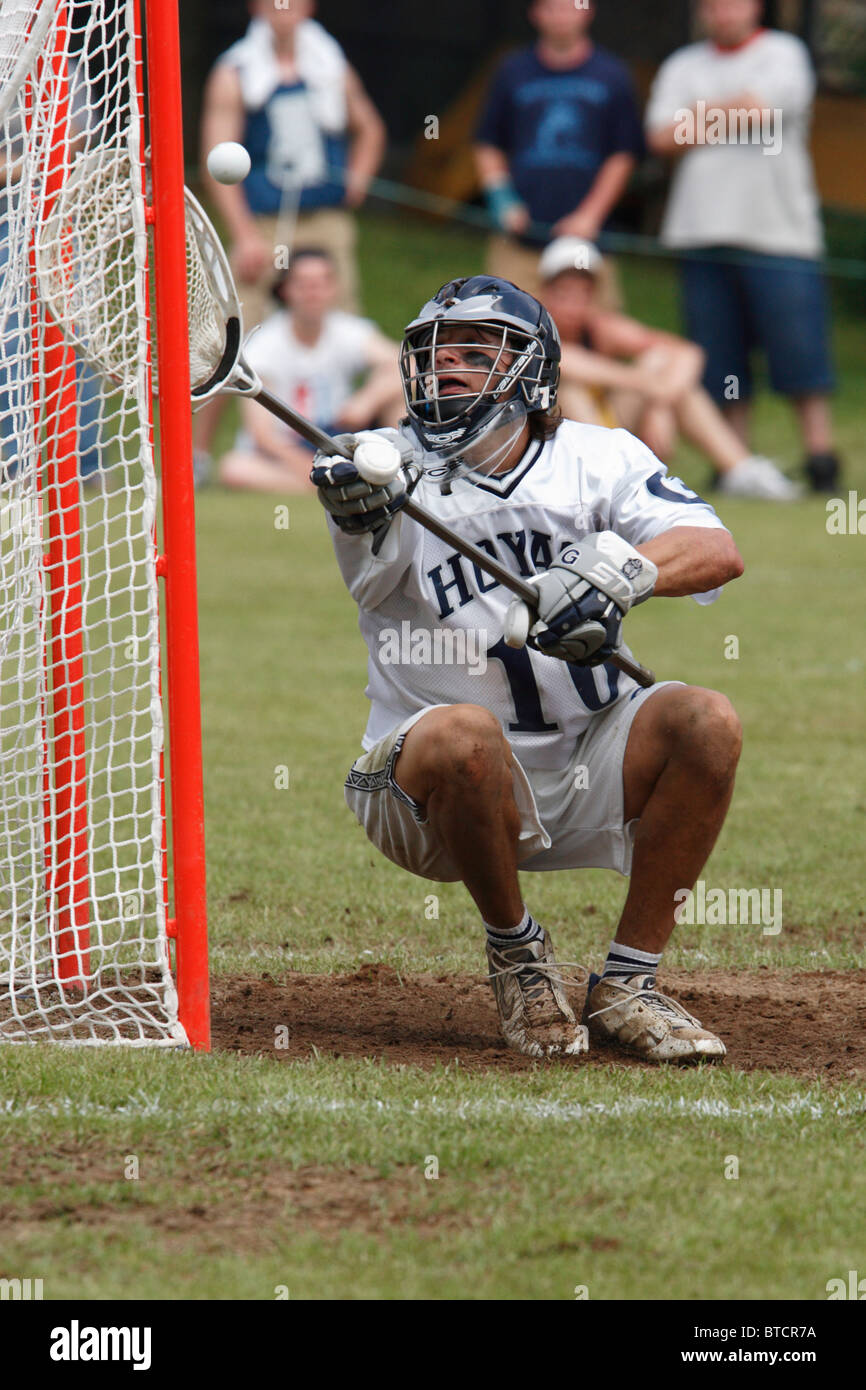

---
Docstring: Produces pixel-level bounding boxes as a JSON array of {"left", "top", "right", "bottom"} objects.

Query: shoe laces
[
  {"left": 487, "top": 946, "right": 588, "bottom": 1007},
  {"left": 588, "top": 976, "right": 700, "bottom": 1028}
]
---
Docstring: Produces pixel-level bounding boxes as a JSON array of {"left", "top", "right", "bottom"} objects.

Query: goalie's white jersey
[{"left": 329, "top": 420, "right": 728, "bottom": 770}]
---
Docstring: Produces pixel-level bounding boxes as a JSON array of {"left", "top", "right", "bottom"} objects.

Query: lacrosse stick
[
  {"left": 180, "top": 191, "right": 655, "bottom": 687},
  {"left": 0, "top": 0, "right": 55, "bottom": 127},
  {"left": 38, "top": 169, "right": 656, "bottom": 689}
]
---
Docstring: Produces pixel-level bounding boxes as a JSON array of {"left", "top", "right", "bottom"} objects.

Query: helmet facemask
[{"left": 400, "top": 319, "right": 549, "bottom": 480}]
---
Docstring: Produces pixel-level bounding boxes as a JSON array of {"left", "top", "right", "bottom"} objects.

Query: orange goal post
[{"left": 0, "top": 0, "right": 209, "bottom": 1047}]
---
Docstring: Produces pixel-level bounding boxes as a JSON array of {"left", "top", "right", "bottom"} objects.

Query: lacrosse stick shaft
[
  {"left": 256, "top": 387, "right": 353, "bottom": 457},
  {"left": 254, "top": 389, "right": 655, "bottom": 689},
  {"left": 400, "top": 502, "right": 655, "bottom": 688}
]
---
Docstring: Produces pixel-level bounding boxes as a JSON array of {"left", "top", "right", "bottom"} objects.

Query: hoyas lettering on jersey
[{"left": 427, "top": 528, "right": 576, "bottom": 619}]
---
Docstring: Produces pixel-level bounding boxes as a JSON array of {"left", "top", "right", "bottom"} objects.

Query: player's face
[
  {"left": 431, "top": 324, "right": 517, "bottom": 402},
  {"left": 282, "top": 258, "right": 337, "bottom": 318},
  {"left": 529, "top": 0, "right": 595, "bottom": 44},
  {"left": 253, "top": 0, "right": 313, "bottom": 37},
  {"left": 541, "top": 271, "right": 596, "bottom": 341},
  {"left": 700, "top": 0, "right": 762, "bottom": 47}
]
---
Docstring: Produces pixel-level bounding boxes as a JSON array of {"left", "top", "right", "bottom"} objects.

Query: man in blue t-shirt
[{"left": 474, "top": 0, "right": 643, "bottom": 296}]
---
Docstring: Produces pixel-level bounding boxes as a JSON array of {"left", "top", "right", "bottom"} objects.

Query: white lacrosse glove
[{"left": 503, "top": 532, "right": 658, "bottom": 666}]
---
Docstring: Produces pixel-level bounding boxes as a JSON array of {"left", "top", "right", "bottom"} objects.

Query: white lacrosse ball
[
  {"left": 352, "top": 432, "right": 403, "bottom": 486},
  {"left": 503, "top": 599, "right": 531, "bottom": 650},
  {"left": 207, "top": 142, "right": 251, "bottom": 185}
]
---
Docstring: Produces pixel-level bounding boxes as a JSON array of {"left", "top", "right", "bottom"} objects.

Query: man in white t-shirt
[
  {"left": 220, "top": 249, "right": 402, "bottom": 493},
  {"left": 646, "top": 0, "right": 841, "bottom": 492}
]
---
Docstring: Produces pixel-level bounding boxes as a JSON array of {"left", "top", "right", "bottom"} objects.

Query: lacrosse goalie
[{"left": 311, "top": 275, "right": 744, "bottom": 1062}]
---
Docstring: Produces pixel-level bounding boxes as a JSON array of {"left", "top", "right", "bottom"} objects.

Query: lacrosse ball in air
[
  {"left": 207, "top": 142, "right": 251, "bottom": 185},
  {"left": 353, "top": 432, "right": 402, "bottom": 486}
]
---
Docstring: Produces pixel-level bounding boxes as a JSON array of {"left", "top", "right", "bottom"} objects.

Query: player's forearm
[
  {"left": 636, "top": 526, "right": 743, "bottom": 596},
  {"left": 573, "top": 153, "right": 635, "bottom": 227}
]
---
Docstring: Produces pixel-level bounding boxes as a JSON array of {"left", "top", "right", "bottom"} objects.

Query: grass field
[{"left": 1, "top": 212, "right": 865, "bottom": 1302}]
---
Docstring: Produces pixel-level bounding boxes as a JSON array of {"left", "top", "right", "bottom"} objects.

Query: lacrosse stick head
[
  {"left": 36, "top": 149, "right": 260, "bottom": 405},
  {"left": 182, "top": 187, "right": 260, "bottom": 402}
]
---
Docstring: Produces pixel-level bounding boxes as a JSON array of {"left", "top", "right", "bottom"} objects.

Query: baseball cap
[{"left": 538, "top": 237, "right": 603, "bottom": 282}]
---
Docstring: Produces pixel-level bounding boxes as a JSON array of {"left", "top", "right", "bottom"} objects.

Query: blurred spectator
[
  {"left": 646, "top": 0, "right": 841, "bottom": 492},
  {"left": 1, "top": 79, "right": 103, "bottom": 485},
  {"left": 473, "top": 0, "right": 643, "bottom": 298},
  {"left": 201, "top": 0, "right": 385, "bottom": 320},
  {"left": 539, "top": 236, "right": 800, "bottom": 499},
  {"left": 196, "top": 0, "right": 386, "bottom": 483},
  {"left": 219, "top": 250, "right": 402, "bottom": 495}
]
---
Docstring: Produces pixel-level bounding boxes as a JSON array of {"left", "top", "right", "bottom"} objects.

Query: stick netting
[{"left": 0, "top": 0, "right": 184, "bottom": 1044}]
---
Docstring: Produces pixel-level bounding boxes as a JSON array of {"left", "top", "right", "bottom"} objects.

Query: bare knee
[
  {"left": 667, "top": 687, "right": 743, "bottom": 781},
  {"left": 399, "top": 704, "right": 508, "bottom": 797},
  {"left": 425, "top": 704, "right": 507, "bottom": 783}
]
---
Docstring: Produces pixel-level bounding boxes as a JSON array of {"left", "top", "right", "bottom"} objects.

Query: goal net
[{"left": 0, "top": 0, "right": 205, "bottom": 1045}]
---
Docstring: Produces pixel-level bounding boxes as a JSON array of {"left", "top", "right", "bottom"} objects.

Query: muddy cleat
[
  {"left": 584, "top": 972, "right": 726, "bottom": 1063},
  {"left": 487, "top": 931, "right": 588, "bottom": 1058}
]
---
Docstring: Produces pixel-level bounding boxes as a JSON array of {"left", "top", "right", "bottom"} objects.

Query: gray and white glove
[
  {"left": 504, "top": 532, "right": 658, "bottom": 666},
  {"left": 310, "top": 429, "right": 416, "bottom": 539}
]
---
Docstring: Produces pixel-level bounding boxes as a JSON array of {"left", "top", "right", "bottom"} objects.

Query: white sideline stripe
[{"left": 2, "top": 1091, "right": 863, "bottom": 1122}]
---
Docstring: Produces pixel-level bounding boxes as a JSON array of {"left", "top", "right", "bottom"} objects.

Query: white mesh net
[{"left": 0, "top": 0, "right": 186, "bottom": 1045}]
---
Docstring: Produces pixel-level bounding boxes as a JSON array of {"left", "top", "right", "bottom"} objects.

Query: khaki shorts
[
  {"left": 344, "top": 684, "right": 680, "bottom": 883},
  {"left": 238, "top": 207, "right": 361, "bottom": 327}
]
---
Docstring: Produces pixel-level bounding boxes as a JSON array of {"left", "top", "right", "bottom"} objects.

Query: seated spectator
[
  {"left": 539, "top": 238, "right": 800, "bottom": 499},
  {"left": 219, "top": 249, "right": 403, "bottom": 494}
]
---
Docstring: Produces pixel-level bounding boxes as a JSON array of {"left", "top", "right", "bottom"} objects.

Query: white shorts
[{"left": 344, "top": 684, "right": 681, "bottom": 882}]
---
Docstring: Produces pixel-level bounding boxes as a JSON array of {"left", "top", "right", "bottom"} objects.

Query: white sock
[
  {"left": 601, "top": 940, "right": 661, "bottom": 981},
  {"left": 484, "top": 907, "right": 543, "bottom": 950}
]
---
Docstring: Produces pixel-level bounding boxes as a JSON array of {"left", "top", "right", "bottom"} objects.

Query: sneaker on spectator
[{"left": 718, "top": 455, "right": 802, "bottom": 501}]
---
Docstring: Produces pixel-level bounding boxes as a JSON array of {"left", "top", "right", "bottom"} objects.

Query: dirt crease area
[{"left": 212, "top": 966, "right": 866, "bottom": 1078}]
